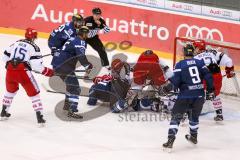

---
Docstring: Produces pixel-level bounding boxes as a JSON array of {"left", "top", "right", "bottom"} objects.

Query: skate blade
[
  {"left": 38, "top": 123, "right": 46, "bottom": 128},
  {"left": 215, "top": 121, "right": 224, "bottom": 125},
  {"left": 162, "top": 147, "right": 172, "bottom": 153},
  {"left": 0, "top": 117, "right": 9, "bottom": 121},
  {"left": 186, "top": 140, "right": 197, "bottom": 145}
]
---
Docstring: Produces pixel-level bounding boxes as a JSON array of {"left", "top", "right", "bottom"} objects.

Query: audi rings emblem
[{"left": 176, "top": 24, "right": 224, "bottom": 41}]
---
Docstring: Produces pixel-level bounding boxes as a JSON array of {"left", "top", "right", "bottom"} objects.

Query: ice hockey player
[
  {"left": 1, "top": 28, "right": 54, "bottom": 126},
  {"left": 87, "top": 59, "right": 131, "bottom": 112},
  {"left": 85, "top": 8, "right": 110, "bottom": 68},
  {"left": 162, "top": 44, "right": 215, "bottom": 151},
  {"left": 193, "top": 39, "right": 235, "bottom": 122},
  {"left": 48, "top": 13, "right": 84, "bottom": 56},
  {"left": 127, "top": 50, "right": 173, "bottom": 113},
  {"left": 51, "top": 26, "right": 93, "bottom": 119}
]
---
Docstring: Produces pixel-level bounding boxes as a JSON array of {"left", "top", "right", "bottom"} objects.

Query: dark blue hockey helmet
[
  {"left": 72, "top": 13, "right": 84, "bottom": 29},
  {"left": 183, "top": 44, "right": 195, "bottom": 57}
]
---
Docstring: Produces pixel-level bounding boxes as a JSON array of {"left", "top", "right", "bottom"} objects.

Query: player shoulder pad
[
  {"left": 65, "top": 22, "right": 71, "bottom": 26},
  {"left": 207, "top": 49, "right": 218, "bottom": 55},
  {"left": 19, "top": 39, "right": 40, "bottom": 52},
  {"left": 84, "top": 16, "right": 93, "bottom": 22}
]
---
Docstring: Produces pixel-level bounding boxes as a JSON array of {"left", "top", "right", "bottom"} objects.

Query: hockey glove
[
  {"left": 206, "top": 90, "right": 216, "bottom": 101},
  {"left": 51, "top": 47, "right": 61, "bottom": 57},
  {"left": 161, "top": 82, "right": 174, "bottom": 95},
  {"left": 42, "top": 67, "right": 54, "bottom": 77},
  {"left": 225, "top": 66, "right": 235, "bottom": 78},
  {"left": 93, "top": 75, "right": 113, "bottom": 84}
]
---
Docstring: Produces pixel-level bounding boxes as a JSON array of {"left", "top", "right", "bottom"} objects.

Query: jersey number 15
[{"left": 13, "top": 47, "right": 27, "bottom": 61}]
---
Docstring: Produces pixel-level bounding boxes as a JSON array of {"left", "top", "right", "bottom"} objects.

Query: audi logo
[{"left": 176, "top": 24, "right": 224, "bottom": 41}]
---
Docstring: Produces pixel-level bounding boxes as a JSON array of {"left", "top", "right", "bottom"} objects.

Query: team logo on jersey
[{"left": 176, "top": 24, "right": 224, "bottom": 41}]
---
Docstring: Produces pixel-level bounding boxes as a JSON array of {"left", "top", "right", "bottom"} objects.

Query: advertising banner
[
  {"left": 202, "top": 6, "right": 240, "bottom": 21},
  {"left": 0, "top": 0, "right": 240, "bottom": 55},
  {"left": 130, "top": 0, "right": 165, "bottom": 8},
  {"left": 164, "top": 0, "right": 201, "bottom": 14}
]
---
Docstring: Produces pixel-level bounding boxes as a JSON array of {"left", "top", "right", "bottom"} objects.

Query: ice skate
[
  {"left": 214, "top": 114, "right": 224, "bottom": 124},
  {"left": 36, "top": 111, "right": 46, "bottom": 127},
  {"left": 0, "top": 105, "right": 11, "bottom": 121},
  {"left": 162, "top": 137, "right": 175, "bottom": 153},
  {"left": 185, "top": 134, "right": 198, "bottom": 144},
  {"left": 67, "top": 110, "right": 83, "bottom": 119}
]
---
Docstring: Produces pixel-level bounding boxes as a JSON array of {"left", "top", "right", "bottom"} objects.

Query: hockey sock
[
  {"left": 168, "top": 119, "right": 180, "bottom": 139},
  {"left": 189, "top": 120, "right": 199, "bottom": 135},
  {"left": 65, "top": 93, "right": 71, "bottom": 101},
  {"left": 68, "top": 94, "right": 79, "bottom": 112},
  {"left": 212, "top": 96, "right": 223, "bottom": 114},
  {"left": 30, "top": 94, "right": 43, "bottom": 113},
  {"left": 2, "top": 91, "right": 17, "bottom": 111}
]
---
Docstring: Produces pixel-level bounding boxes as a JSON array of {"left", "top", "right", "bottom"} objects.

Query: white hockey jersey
[
  {"left": 194, "top": 49, "right": 233, "bottom": 67},
  {"left": 3, "top": 39, "right": 45, "bottom": 73}
]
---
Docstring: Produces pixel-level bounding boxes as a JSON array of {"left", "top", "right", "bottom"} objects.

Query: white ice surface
[{"left": 0, "top": 34, "right": 240, "bottom": 160}]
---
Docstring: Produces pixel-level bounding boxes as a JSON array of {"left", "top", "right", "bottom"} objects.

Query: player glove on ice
[{"left": 225, "top": 66, "right": 235, "bottom": 78}]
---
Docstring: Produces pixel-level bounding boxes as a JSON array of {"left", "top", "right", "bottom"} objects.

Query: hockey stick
[
  {"left": 41, "top": 84, "right": 90, "bottom": 98},
  {"left": 42, "top": 82, "right": 122, "bottom": 99},
  {"left": 54, "top": 73, "right": 93, "bottom": 81},
  {"left": 41, "top": 54, "right": 52, "bottom": 58},
  {"left": 129, "top": 88, "right": 178, "bottom": 97},
  {"left": 75, "top": 69, "right": 87, "bottom": 72}
]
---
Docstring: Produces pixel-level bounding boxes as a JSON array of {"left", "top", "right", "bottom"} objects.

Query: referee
[{"left": 85, "top": 8, "right": 110, "bottom": 67}]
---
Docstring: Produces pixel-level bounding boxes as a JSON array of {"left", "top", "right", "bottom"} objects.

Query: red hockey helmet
[
  {"left": 25, "top": 28, "right": 37, "bottom": 40},
  {"left": 111, "top": 59, "right": 124, "bottom": 72},
  {"left": 193, "top": 39, "right": 206, "bottom": 51}
]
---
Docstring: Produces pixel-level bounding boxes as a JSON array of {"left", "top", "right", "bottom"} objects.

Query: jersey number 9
[{"left": 189, "top": 66, "right": 201, "bottom": 84}]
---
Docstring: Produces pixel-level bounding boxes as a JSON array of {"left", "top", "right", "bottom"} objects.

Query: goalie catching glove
[{"left": 225, "top": 66, "right": 235, "bottom": 78}]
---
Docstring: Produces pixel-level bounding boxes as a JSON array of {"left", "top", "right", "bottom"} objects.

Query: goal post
[{"left": 173, "top": 37, "right": 240, "bottom": 97}]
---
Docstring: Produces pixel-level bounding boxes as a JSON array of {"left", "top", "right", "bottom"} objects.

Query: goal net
[{"left": 173, "top": 37, "right": 240, "bottom": 98}]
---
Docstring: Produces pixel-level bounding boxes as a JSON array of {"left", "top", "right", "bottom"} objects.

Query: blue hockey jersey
[
  {"left": 51, "top": 36, "right": 89, "bottom": 73},
  {"left": 48, "top": 22, "right": 77, "bottom": 50},
  {"left": 169, "top": 58, "right": 213, "bottom": 99}
]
